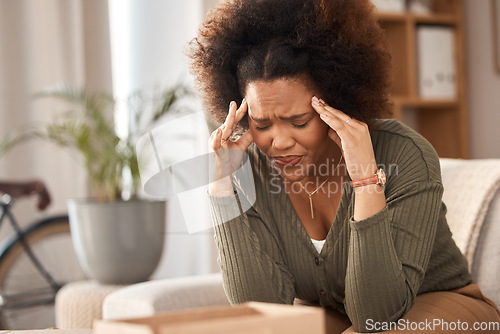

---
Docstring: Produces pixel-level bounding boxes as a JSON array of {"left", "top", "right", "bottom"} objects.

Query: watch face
[{"left": 377, "top": 169, "right": 386, "bottom": 186}]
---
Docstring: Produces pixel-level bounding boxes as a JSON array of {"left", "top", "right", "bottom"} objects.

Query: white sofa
[{"left": 102, "top": 158, "right": 500, "bottom": 320}]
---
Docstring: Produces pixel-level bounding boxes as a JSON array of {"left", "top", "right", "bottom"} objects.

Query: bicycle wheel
[{"left": 0, "top": 215, "right": 86, "bottom": 329}]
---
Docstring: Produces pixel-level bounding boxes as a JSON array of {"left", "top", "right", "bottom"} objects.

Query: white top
[{"left": 310, "top": 238, "right": 326, "bottom": 253}]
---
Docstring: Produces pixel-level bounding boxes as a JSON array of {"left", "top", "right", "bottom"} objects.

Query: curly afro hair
[{"left": 188, "top": 0, "right": 392, "bottom": 130}]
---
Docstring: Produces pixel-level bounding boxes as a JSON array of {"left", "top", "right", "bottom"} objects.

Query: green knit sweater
[{"left": 209, "top": 119, "right": 472, "bottom": 331}]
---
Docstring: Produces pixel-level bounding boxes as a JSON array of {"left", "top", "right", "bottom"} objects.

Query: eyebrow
[{"left": 249, "top": 112, "right": 310, "bottom": 122}]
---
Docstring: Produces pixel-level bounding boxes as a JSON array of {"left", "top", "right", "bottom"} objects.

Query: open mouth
[{"left": 272, "top": 155, "right": 303, "bottom": 167}]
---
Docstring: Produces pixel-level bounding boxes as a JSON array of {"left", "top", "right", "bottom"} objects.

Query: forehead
[{"left": 245, "top": 78, "right": 315, "bottom": 118}]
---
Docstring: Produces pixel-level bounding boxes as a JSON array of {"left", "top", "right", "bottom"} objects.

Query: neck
[{"left": 302, "top": 145, "right": 343, "bottom": 185}]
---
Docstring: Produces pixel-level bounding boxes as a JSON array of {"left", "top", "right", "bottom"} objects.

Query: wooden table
[{"left": 0, "top": 330, "right": 91, "bottom": 334}]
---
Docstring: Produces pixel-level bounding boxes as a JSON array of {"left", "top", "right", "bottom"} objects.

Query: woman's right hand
[{"left": 209, "top": 99, "right": 254, "bottom": 196}]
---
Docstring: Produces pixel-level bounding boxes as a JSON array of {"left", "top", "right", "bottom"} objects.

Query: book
[
  {"left": 416, "top": 25, "right": 457, "bottom": 99},
  {"left": 371, "top": 0, "right": 406, "bottom": 13}
]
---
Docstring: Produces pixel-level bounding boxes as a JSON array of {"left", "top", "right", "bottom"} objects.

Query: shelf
[
  {"left": 411, "top": 14, "right": 458, "bottom": 25},
  {"left": 377, "top": 12, "right": 457, "bottom": 25},
  {"left": 392, "top": 96, "right": 459, "bottom": 109},
  {"left": 376, "top": 12, "right": 408, "bottom": 22},
  {"left": 376, "top": 0, "right": 468, "bottom": 159}
]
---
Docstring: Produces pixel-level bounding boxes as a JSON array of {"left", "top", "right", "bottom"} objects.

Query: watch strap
[{"left": 350, "top": 169, "right": 386, "bottom": 188}]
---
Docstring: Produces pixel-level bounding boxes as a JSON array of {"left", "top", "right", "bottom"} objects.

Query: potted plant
[{"left": 4, "top": 83, "right": 193, "bottom": 284}]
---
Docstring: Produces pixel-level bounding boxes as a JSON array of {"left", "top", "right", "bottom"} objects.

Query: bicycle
[{"left": 0, "top": 180, "right": 86, "bottom": 329}]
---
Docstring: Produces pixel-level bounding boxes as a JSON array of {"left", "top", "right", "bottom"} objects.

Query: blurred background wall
[{"left": 465, "top": 0, "right": 500, "bottom": 159}]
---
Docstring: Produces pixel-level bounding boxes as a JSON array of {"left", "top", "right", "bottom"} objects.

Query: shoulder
[{"left": 370, "top": 119, "right": 442, "bottom": 185}]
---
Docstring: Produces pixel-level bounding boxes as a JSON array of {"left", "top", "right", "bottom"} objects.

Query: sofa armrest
[
  {"left": 102, "top": 273, "right": 229, "bottom": 320},
  {"left": 471, "top": 187, "right": 500, "bottom": 308}
]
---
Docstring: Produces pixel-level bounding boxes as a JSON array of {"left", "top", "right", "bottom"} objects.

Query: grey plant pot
[{"left": 67, "top": 199, "right": 166, "bottom": 285}]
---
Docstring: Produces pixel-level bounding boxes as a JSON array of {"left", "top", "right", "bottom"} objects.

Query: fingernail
[
  {"left": 319, "top": 98, "right": 326, "bottom": 104},
  {"left": 320, "top": 113, "right": 328, "bottom": 118},
  {"left": 312, "top": 96, "right": 319, "bottom": 103},
  {"left": 229, "top": 101, "right": 235, "bottom": 108},
  {"left": 242, "top": 98, "right": 246, "bottom": 104}
]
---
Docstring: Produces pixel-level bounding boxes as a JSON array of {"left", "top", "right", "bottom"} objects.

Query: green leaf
[{"left": 8, "top": 82, "right": 195, "bottom": 201}]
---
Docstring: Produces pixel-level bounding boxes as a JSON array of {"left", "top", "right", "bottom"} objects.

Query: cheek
[
  {"left": 249, "top": 128, "right": 271, "bottom": 151},
  {"left": 299, "top": 132, "right": 325, "bottom": 150},
  {"left": 303, "top": 119, "right": 330, "bottom": 145}
]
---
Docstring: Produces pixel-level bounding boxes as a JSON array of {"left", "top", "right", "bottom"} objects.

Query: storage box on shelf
[{"left": 375, "top": 0, "right": 468, "bottom": 158}]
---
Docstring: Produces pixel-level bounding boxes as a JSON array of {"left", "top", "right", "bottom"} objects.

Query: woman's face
[{"left": 245, "top": 77, "right": 338, "bottom": 182}]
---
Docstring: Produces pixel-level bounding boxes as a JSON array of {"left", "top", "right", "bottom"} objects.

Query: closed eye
[
  {"left": 255, "top": 125, "right": 270, "bottom": 131},
  {"left": 293, "top": 120, "right": 310, "bottom": 128},
  {"left": 254, "top": 119, "right": 310, "bottom": 131}
]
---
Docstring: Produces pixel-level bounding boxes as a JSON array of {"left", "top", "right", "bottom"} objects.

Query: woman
[{"left": 188, "top": 0, "right": 500, "bottom": 332}]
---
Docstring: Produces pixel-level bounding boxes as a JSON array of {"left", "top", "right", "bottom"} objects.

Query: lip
[{"left": 272, "top": 155, "right": 303, "bottom": 167}]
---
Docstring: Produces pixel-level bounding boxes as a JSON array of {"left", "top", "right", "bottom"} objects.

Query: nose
[{"left": 272, "top": 130, "right": 295, "bottom": 151}]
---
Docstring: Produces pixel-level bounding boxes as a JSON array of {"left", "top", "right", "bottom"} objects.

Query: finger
[
  {"left": 209, "top": 127, "right": 220, "bottom": 145},
  {"left": 320, "top": 111, "right": 354, "bottom": 134},
  {"left": 311, "top": 98, "right": 356, "bottom": 138},
  {"left": 209, "top": 128, "right": 219, "bottom": 151},
  {"left": 222, "top": 101, "right": 237, "bottom": 141},
  {"left": 315, "top": 97, "right": 352, "bottom": 123},
  {"left": 322, "top": 105, "right": 354, "bottom": 126},
  {"left": 210, "top": 128, "right": 223, "bottom": 152},
  {"left": 236, "top": 128, "right": 254, "bottom": 151},
  {"left": 311, "top": 96, "right": 353, "bottom": 124},
  {"left": 233, "top": 98, "right": 248, "bottom": 128}
]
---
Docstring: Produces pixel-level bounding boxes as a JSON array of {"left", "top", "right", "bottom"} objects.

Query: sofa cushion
[{"left": 102, "top": 273, "right": 229, "bottom": 320}]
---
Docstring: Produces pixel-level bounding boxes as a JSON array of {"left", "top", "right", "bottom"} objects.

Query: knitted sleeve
[
  {"left": 209, "top": 193, "right": 296, "bottom": 305},
  {"left": 344, "top": 181, "right": 443, "bottom": 331},
  {"left": 343, "top": 125, "right": 445, "bottom": 332}
]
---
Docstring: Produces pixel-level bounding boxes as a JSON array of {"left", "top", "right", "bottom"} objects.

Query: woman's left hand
[{"left": 311, "top": 96, "right": 378, "bottom": 182}]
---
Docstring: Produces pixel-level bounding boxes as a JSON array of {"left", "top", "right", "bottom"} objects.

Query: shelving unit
[{"left": 376, "top": 0, "right": 468, "bottom": 158}]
